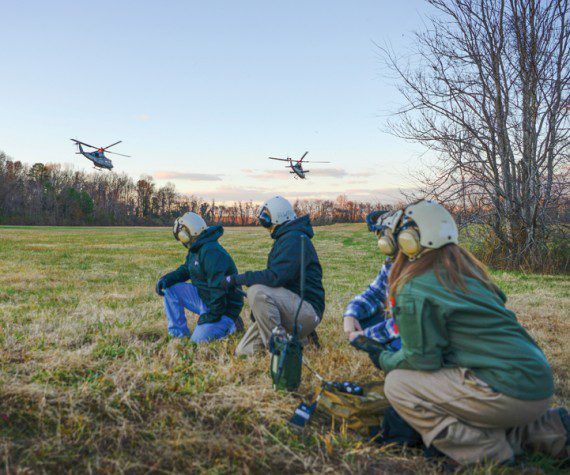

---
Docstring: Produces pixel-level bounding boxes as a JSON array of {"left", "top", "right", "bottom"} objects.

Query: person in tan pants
[
  {"left": 362, "top": 200, "right": 569, "bottom": 465},
  {"left": 222, "top": 196, "right": 325, "bottom": 356},
  {"left": 236, "top": 285, "right": 320, "bottom": 355},
  {"left": 384, "top": 368, "right": 568, "bottom": 464}
]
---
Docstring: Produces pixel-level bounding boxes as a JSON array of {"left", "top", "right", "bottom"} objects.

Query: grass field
[{"left": 1, "top": 224, "right": 568, "bottom": 474}]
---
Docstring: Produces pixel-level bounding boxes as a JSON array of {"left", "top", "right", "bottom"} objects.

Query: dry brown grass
[{"left": 0, "top": 225, "right": 568, "bottom": 474}]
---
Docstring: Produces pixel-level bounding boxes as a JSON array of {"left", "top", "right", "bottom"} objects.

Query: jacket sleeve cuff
[
  {"left": 379, "top": 349, "right": 408, "bottom": 373},
  {"left": 163, "top": 270, "right": 186, "bottom": 287},
  {"left": 343, "top": 306, "right": 362, "bottom": 317}
]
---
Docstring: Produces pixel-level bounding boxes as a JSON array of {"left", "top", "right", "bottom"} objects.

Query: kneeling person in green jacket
[
  {"left": 156, "top": 212, "right": 244, "bottom": 342},
  {"left": 367, "top": 200, "right": 569, "bottom": 465}
]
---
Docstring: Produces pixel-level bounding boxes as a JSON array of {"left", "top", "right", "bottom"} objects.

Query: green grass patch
[{"left": 0, "top": 224, "right": 568, "bottom": 473}]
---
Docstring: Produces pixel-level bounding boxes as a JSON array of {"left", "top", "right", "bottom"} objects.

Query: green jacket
[
  {"left": 163, "top": 226, "right": 244, "bottom": 325},
  {"left": 378, "top": 270, "right": 553, "bottom": 401}
]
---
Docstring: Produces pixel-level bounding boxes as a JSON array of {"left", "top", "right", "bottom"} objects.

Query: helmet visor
[
  {"left": 173, "top": 219, "right": 192, "bottom": 244},
  {"left": 257, "top": 206, "right": 273, "bottom": 228}
]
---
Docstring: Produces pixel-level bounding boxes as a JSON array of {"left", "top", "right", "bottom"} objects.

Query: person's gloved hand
[
  {"left": 155, "top": 277, "right": 168, "bottom": 296},
  {"left": 222, "top": 274, "right": 237, "bottom": 291},
  {"left": 197, "top": 313, "right": 222, "bottom": 325}
]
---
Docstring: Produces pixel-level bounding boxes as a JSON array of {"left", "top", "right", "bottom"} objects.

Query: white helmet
[
  {"left": 397, "top": 200, "right": 458, "bottom": 259},
  {"left": 257, "top": 196, "right": 297, "bottom": 228},
  {"left": 173, "top": 212, "right": 207, "bottom": 247}
]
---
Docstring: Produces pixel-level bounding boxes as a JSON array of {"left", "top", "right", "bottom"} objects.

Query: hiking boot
[{"left": 308, "top": 330, "right": 321, "bottom": 349}]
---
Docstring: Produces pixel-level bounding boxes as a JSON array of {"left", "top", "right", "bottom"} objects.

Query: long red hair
[{"left": 388, "top": 244, "right": 499, "bottom": 303}]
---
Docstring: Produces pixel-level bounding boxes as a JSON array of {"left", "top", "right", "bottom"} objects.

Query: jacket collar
[
  {"left": 190, "top": 225, "right": 223, "bottom": 252},
  {"left": 271, "top": 215, "right": 314, "bottom": 240}
]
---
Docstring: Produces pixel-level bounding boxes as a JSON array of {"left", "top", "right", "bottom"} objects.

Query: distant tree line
[{"left": 0, "top": 154, "right": 383, "bottom": 226}]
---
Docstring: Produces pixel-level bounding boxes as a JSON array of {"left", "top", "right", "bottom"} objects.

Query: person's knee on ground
[{"left": 190, "top": 315, "right": 236, "bottom": 344}]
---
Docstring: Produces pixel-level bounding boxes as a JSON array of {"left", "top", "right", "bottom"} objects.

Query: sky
[{"left": 0, "top": 0, "right": 433, "bottom": 204}]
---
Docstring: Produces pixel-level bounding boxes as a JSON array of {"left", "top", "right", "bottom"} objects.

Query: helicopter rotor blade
[
  {"left": 105, "top": 151, "right": 131, "bottom": 157},
  {"left": 102, "top": 140, "right": 122, "bottom": 150},
  {"left": 268, "top": 157, "right": 290, "bottom": 162},
  {"left": 302, "top": 161, "right": 330, "bottom": 163},
  {"left": 299, "top": 151, "right": 309, "bottom": 162},
  {"left": 70, "top": 139, "right": 99, "bottom": 149}
]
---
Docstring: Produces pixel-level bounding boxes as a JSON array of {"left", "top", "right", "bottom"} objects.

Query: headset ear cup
[
  {"left": 377, "top": 235, "right": 396, "bottom": 256},
  {"left": 398, "top": 229, "right": 422, "bottom": 257}
]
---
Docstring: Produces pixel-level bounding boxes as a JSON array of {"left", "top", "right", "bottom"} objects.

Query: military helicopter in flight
[
  {"left": 70, "top": 139, "right": 130, "bottom": 170},
  {"left": 268, "top": 152, "right": 329, "bottom": 179}
]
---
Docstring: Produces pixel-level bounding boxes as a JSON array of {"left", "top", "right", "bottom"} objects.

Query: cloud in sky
[
  {"left": 154, "top": 171, "right": 223, "bottom": 181},
  {"left": 134, "top": 114, "right": 151, "bottom": 122},
  {"left": 180, "top": 185, "right": 417, "bottom": 204},
  {"left": 243, "top": 167, "right": 374, "bottom": 180},
  {"left": 310, "top": 168, "right": 373, "bottom": 178}
]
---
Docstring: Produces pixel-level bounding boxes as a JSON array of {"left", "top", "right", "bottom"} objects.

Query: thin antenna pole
[{"left": 293, "top": 235, "right": 306, "bottom": 340}]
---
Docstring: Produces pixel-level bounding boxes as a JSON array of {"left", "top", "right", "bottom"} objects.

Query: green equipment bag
[
  {"left": 270, "top": 335, "right": 303, "bottom": 391},
  {"left": 315, "top": 380, "right": 391, "bottom": 432}
]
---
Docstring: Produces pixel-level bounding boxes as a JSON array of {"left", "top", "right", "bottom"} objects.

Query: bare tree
[{"left": 383, "top": 0, "right": 569, "bottom": 268}]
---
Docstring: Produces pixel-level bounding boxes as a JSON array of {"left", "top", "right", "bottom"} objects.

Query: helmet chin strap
[{"left": 408, "top": 247, "right": 433, "bottom": 262}]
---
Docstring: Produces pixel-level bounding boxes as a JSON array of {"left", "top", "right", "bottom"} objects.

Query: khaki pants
[
  {"left": 235, "top": 285, "right": 321, "bottom": 356},
  {"left": 384, "top": 368, "right": 568, "bottom": 464}
]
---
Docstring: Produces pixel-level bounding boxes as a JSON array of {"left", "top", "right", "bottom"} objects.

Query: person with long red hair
[{"left": 371, "top": 200, "right": 569, "bottom": 465}]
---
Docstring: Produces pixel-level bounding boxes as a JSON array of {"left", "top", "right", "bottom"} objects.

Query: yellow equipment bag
[{"left": 315, "top": 381, "right": 391, "bottom": 432}]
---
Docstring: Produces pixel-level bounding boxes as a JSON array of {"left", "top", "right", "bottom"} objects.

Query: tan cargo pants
[
  {"left": 235, "top": 285, "right": 321, "bottom": 356},
  {"left": 384, "top": 367, "right": 568, "bottom": 464}
]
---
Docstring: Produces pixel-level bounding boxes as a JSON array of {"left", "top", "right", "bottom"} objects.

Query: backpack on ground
[{"left": 315, "top": 380, "right": 391, "bottom": 432}]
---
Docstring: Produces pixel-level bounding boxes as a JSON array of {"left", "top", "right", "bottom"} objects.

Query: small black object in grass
[{"left": 288, "top": 401, "right": 318, "bottom": 429}]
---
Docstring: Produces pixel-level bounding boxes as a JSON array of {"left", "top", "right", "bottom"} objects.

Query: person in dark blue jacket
[
  {"left": 155, "top": 212, "right": 244, "bottom": 342},
  {"left": 223, "top": 196, "right": 325, "bottom": 355}
]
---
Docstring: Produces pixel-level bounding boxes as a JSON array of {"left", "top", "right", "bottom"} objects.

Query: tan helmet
[
  {"left": 375, "top": 210, "right": 403, "bottom": 256},
  {"left": 173, "top": 212, "right": 207, "bottom": 247},
  {"left": 397, "top": 200, "right": 458, "bottom": 259}
]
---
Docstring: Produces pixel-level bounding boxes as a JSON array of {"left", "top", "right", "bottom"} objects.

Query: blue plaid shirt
[
  {"left": 344, "top": 258, "right": 401, "bottom": 351},
  {"left": 343, "top": 259, "right": 392, "bottom": 322},
  {"left": 365, "top": 318, "right": 401, "bottom": 351}
]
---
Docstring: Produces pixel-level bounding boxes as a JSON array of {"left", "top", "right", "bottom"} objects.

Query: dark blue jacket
[
  {"left": 235, "top": 216, "right": 325, "bottom": 318},
  {"left": 162, "top": 226, "right": 244, "bottom": 324}
]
